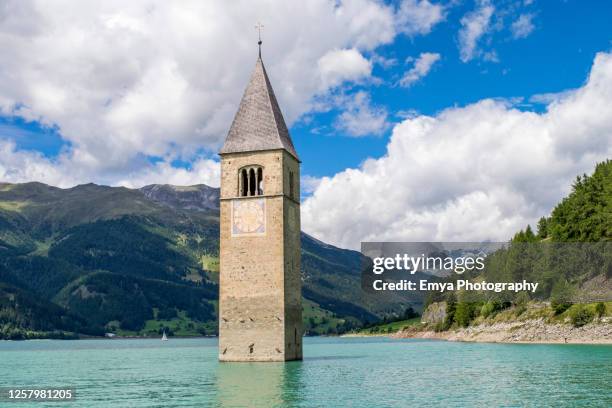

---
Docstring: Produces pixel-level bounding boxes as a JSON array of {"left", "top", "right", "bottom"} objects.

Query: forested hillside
[
  {"left": 544, "top": 159, "right": 611, "bottom": 242},
  {"left": 425, "top": 160, "right": 611, "bottom": 330},
  {"left": 0, "top": 182, "right": 408, "bottom": 339}
]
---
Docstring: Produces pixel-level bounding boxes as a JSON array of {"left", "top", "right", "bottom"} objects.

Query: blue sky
[
  {"left": 0, "top": 0, "right": 611, "bottom": 247},
  {"left": 1, "top": 1, "right": 610, "bottom": 181},
  {"left": 293, "top": 0, "right": 612, "bottom": 178}
]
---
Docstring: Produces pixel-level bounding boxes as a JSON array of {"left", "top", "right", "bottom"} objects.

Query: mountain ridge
[{"left": 0, "top": 181, "right": 409, "bottom": 339}]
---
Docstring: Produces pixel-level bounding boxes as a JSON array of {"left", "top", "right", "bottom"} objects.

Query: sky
[{"left": 0, "top": 0, "right": 611, "bottom": 248}]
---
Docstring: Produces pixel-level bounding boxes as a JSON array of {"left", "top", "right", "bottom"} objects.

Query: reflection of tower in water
[{"left": 216, "top": 361, "right": 303, "bottom": 406}]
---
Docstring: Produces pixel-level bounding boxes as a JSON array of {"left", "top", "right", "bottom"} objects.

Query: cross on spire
[
  {"left": 220, "top": 33, "right": 299, "bottom": 160},
  {"left": 255, "top": 22, "right": 264, "bottom": 57}
]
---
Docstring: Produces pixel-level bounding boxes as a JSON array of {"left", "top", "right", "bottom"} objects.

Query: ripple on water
[{"left": 0, "top": 337, "right": 610, "bottom": 407}]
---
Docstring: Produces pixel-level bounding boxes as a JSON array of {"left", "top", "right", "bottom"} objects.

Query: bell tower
[{"left": 218, "top": 43, "right": 302, "bottom": 362}]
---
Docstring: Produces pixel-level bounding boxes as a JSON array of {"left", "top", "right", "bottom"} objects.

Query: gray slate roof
[{"left": 220, "top": 56, "right": 299, "bottom": 160}]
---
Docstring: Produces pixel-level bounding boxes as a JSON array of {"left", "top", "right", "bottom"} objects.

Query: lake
[{"left": 1, "top": 337, "right": 610, "bottom": 407}]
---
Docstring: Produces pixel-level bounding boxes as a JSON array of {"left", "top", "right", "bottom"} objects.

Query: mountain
[
  {"left": 140, "top": 184, "right": 219, "bottom": 212},
  {"left": 0, "top": 182, "right": 409, "bottom": 339}
]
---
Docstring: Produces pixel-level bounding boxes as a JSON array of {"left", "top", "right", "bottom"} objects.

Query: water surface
[{"left": 1, "top": 337, "right": 610, "bottom": 407}]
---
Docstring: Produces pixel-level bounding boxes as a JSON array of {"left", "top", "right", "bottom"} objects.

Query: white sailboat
[{"left": 161, "top": 330, "right": 168, "bottom": 341}]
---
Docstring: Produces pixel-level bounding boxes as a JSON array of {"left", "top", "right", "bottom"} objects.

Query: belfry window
[
  {"left": 257, "top": 168, "right": 263, "bottom": 195},
  {"left": 289, "top": 171, "right": 295, "bottom": 200},
  {"left": 239, "top": 166, "right": 264, "bottom": 197},
  {"left": 249, "top": 168, "right": 256, "bottom": 196},
  {"left": 241, "top": 169, "right": 248, "bottom": 196}
]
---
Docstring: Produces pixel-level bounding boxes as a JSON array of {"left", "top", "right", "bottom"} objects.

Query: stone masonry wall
[{"left": 219, "top": 149, "right": 302, "bottom": 361}]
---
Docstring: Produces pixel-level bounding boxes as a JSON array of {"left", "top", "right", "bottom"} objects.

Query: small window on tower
[
  {"left": 289, "top": 171, "right": 295, "bottom": 199},
  {"left": 238, "top": 166, "right": 264, "bottom": 197},
  {"left": 249, "top": 168, "right": 256, "bottom": 196},
  {"left": 241, "top": 169, "right": 248, "bottom": 197},
  {"left": 257, "top": 167, "right": 263, "bottom": 195}
]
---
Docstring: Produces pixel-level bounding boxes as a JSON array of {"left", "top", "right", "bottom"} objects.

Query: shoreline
[
  {"left": 345, "top": 333, "right": 612, "bottom": 345},
  {"left": 0, "top": 334, "right": 337, "bottom": 342},
  {"left": 344, "top": 316, "right": 611, "bottom": 345},
  {"left": 391, "top": 330, "right": 612, "bottom": 345},
  {"left": 5, "top": 320, "right": 611, "bottom": 345},
  {"left": 390, "top": 318, "right": 612, "bottom": 345}
]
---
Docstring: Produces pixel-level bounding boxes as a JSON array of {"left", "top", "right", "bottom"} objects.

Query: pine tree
[
  {"left": 524, "top": 225, "right": 536, "bottom": 242},
  {"left": 537, "top": 216, "right": 549, "bottom": 239},
  {"left": 550, "top": 160, "right": 611, "bottom": 241}
]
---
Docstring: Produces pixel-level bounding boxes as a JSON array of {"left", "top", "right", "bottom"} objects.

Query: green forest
[
  {"left": 0, "top": 182, "right": 406, "bottom": 340},
  {"left": 426, "top": 159, "right": 611, "bottom": 331},
  {"left": 1, "top": 160, "right": 609, "bottom": 340}
]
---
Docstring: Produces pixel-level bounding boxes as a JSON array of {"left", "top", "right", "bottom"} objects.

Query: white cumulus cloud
[
  {"left": 334, "top": 91, "right": 390, "bottom": 137},
  {"left": 458, "top": 0, "right": 495, "bottom": 62},
  {"left": 396, "top": 0, "right": 445, "bottom": 36},
  {"left": 0, "top": 0, "right": 396, "bottom": 187},
  {"left": 511, "top": 13, "right": 535, "bottom": 39},
  {"left": 0, "top": 139, "right": 221, "bottom": 188},
  {"left": 317, "top": 48, "right": 372, "bottom": 90},
  {"left": 302, "top": 52, "right": 612, "bottom": 249},
  {"left": 115, "top": 159, "right": 221, "bottom": 189},
  {"left": 400, "top": 52, "right": 441, "bottom": 87}
]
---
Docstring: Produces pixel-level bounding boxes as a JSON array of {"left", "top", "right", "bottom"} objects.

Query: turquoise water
[{"left": 0, "top": 337, "right": 610, "bottom": 407}]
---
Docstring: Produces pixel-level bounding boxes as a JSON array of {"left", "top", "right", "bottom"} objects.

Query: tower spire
[
  {"left": 220, "top": 50, "right": 299, "bottom": 160},
  {"left": 255, "top": 22, "right": 264, "bottom": 58}
]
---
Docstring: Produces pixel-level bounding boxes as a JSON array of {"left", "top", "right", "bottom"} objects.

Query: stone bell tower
[{"left": 218, "top": 42, "right": 302, "bottom": 362}]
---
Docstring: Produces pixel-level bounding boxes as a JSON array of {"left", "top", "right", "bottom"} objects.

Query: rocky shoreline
[{"left": 392, "top": 318, "right": 612, "bottom": 344}]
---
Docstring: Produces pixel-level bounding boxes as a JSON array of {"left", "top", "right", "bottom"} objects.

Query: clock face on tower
[{"left": 232, "top": 198, "right": 266, "bottom": 236}]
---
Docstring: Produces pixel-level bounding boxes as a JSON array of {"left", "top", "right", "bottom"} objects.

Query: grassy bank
[{"left": 350, "top": 317, "right": 422, "bottom": 336}]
